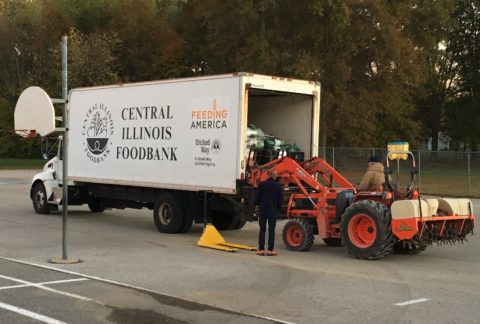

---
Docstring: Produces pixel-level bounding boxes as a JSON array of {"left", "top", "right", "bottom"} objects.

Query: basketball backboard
[{"left": 14, "top": 86, "right": 55, "bottom": 138}]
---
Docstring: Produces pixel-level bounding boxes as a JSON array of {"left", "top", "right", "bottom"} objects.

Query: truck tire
[
  {"left": 88, "top": 199, "right": 105, "bottom": 213},
  {"left": 234, "top": 218, "right": 247, "bottom": 230},
  {"left": 211, "top": 211, "right": 237, "bottom": 231},
  {"left": 323, "top": 238, "right": 343, "bottom": 247},
  {"left": 179, "top": 211, "right": 193, "bottom": 233},
  {"left": 282, "top": 218, "right": 314, "bottom": 252},
  {"left": 32, "top": 182, "right": 50, "bottom": 214},
  {"left": 340, "top": 200, "right": 394, "bottom": 260},
  {"left": 153, "top": 193, "right": 184, "bottom": 234}
]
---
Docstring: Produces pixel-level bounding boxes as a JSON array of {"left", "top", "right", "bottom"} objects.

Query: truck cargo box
[{"left": 68, "top": 73, "right": 321, "bottom": 194}]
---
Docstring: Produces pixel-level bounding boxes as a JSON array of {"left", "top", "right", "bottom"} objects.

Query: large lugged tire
[
  {"left": 32, "top": 182, "right": 50, "bottom": 214},
  {"left": 282, "top": 218, "right": 314, "bottom": 252},
  {"left": 340, "top": 200, "right": 394, "bottom": 260},
  {"left": 153, "top": 193, "right": 184, "bottom": 233},
  {"left": 393, "top": 239, "right": 427, "bottom": 255}
]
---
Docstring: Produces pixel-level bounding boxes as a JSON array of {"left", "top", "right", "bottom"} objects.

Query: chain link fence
[{"left": 318, "top": 147, "right": 479, "bottom": 197}]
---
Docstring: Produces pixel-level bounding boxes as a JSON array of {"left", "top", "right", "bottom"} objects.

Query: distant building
[{"left": 420, "top": 132, "right": 452, "bottom": 151}]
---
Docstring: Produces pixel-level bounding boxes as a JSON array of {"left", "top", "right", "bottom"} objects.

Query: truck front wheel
[
  {"left": 153, "top": 193, "right": 184, "bottom": 234},
  {"left": 32, "top": 182, "right": 50, "bottom": 214}
]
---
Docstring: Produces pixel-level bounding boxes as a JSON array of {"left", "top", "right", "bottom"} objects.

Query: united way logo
[
  {"left": 212, "top": 139, "right": 221, "bottom": 154},
  {"left": 82, "top": 104, "right": 114, "bottom": 163}
]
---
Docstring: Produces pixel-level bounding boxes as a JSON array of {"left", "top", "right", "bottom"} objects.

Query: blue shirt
[{"left": 255, "top": 178, "right": 283, "bottom": 218}]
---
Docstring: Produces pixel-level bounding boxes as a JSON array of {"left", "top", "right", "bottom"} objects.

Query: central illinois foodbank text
[{"left": 116, "top": 105, "right": 178, "bottom": 161}]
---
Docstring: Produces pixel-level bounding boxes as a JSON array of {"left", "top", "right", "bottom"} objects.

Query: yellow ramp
[{"left": 197, "top": 224, "right": 256, "bottom": 252}]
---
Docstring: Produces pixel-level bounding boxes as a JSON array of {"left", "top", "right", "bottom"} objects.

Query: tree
[
  {"left": 447, "top": 0, "right": 480, "bottom": 150},
  {"left": 107, "top": 0, "right": 184, "bottom": 81}
]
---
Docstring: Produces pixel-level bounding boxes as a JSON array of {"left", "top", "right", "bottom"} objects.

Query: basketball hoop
[{"left": 14, "top": 87, "right": 55, "bottom": 138}]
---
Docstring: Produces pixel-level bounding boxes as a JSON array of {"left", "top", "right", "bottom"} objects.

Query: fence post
[
  {"left": 468, "top": 150, "right": 471, "bottom": 197},
  {"left": 332, "top": 147, "right": 335, "bottom": 168},
  {"left": 418, "top": 150, "right": 421, "bottom": 192}
]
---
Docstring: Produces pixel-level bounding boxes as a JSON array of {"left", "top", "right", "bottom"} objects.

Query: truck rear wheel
[
  {"left": 88, "top": 199, "right": 105, "bottom": 213},
  {"left": 234, "top": 218, "right": 247, "bottom": 230},
  {"left": 32, "top": 182, "right": 50, "bottom": 214},
  {"left": 153, "top": 193, "right": 184, "bottom": 234},
  {"left": 340, "top": 200, "right": 394, "bottom": 260},
  {"left": 211, "top": 211, "right": 237, "bottom": 231},
  {"left": 282, "top": 218, "right": 314, "bottom": 251},
  {"left": 179, "top": 211, "right": 193, "bottom": 233}
]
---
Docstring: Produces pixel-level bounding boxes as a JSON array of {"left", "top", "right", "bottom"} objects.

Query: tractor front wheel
[
  {"left": 340, "top": 200, "right": 394, "bottom": 260},
  {"left": 282, "top": 218, "right": 314, "bottom": 252}
]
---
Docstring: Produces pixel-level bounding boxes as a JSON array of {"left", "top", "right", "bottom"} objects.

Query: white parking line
[
  {"left": 0, "top": 278, "right": 88, "bottom": 291},
  {"left": 0, "top": 300, "right": 67, "bottom": 324},
  {"left": 0, "top": 274, "right": 97, "bottom": 303},
  {"left": 394, "top": 298, "right": 430, "bottom": 306},
  {"left": 0, "top": 256, "right": 294, "bottom": 324}
]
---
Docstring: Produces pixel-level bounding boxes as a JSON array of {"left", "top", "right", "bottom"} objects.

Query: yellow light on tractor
[{"left": 387, "top": 141, "right": 409, "bottom": 160}]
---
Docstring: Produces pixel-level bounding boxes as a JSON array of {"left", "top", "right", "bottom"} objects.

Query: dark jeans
[
  {"left": 258, "top": 216, "right": 277, "bottom": 251},
  {"left": 335, "top": 190, "right": 355, "bottom": 220}
]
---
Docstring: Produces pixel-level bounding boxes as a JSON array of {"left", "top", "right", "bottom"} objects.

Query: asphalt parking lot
[
  {"left": 1, "top": 169, "right": 480, "bottom": 323},
  {"left": 0, "top": 258, "right": 271, "bottom": 324}
]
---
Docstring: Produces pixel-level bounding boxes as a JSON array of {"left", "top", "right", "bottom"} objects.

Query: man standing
[{"left": 255, "top": 169, "right": 283, "bottom": 256}]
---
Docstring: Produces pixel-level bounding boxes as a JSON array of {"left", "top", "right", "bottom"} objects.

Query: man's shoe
[
  {"left": 329, "top": 218, "right": 340, "bottom": 224},
  {"left": 257, "top": 250, "right": 265, "bottom": 256},
  {"left": 267, "top": 250, "right": 278, "bottom": 256}
]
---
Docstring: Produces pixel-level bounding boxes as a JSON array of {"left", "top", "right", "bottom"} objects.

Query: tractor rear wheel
[
  {"left": 340, "top": 200, "right": 394, "bottom": 260},
  {"left": 282, "top": 218, "right": 314, "bottom": 252},
  {"left": 393, "top": 239, "right": 427, "bottom": 255}
]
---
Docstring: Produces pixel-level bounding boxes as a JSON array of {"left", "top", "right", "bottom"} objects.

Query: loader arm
[
  {"left": 300, "top": 157, "right": 354, "bottom": 188},
  {"left": 249, "top": 157, "right": 328, "bottom": 197}
]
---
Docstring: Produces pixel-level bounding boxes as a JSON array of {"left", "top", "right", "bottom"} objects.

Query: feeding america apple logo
[{"left": 82, "top": 103, "right": 114, "bottom": 163}]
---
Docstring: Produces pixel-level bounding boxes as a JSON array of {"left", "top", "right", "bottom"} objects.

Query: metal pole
[
  {"left": 418, "top": 150, "right": 421, "bottom": 192},
  {"left": 61, "top": 36, "right": 69, "bottom": 260},
  {"left": 203, "top": 191, "right": 208, "bottom": 227},
  {"left": 468, "top": 151, "right": 471, "bottom": 197},
  {"left": 332, "top": 147, "right": 335, "bottom": 168}
]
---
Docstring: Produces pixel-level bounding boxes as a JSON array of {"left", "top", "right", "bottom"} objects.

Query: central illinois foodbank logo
[{"left": 82, "top": 103, "right": 114, "bottom": 163}]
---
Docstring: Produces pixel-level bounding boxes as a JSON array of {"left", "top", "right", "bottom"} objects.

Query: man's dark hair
[{"left": 369, "top": 156, "right": 380, "bottom": 163}]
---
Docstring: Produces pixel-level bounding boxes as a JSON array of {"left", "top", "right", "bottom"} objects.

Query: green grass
[{"left": 0, "top": 159, "right": 45, "bottom": 170}]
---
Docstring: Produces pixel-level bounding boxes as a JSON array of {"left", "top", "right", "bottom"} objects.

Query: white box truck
[{"left": 30, "top": 73, "right": 321, "bottom": 232}]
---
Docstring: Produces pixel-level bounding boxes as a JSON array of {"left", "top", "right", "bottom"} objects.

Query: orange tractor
[{"left": 247, "top": 150, "right": 475, "bottom": 260}]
